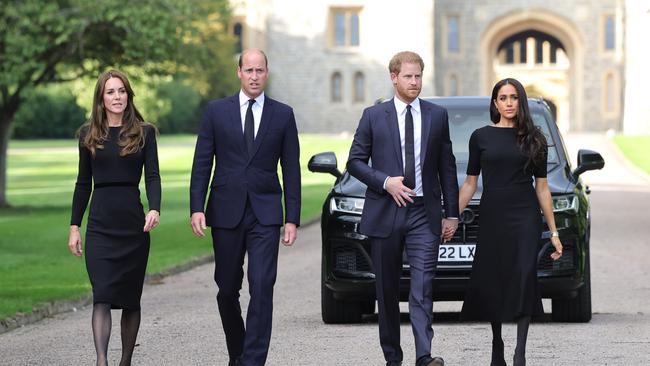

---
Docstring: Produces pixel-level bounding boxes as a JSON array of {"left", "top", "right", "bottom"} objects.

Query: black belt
[{"left": 94, "top": 182, "right": 138, "bottom": 189}]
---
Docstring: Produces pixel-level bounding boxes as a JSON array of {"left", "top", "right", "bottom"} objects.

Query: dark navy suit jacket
[
  {"left": 347, "top": 98, "right": 459, "bottom": 238},
  {"left": 190, "top": 94, "right": 301, "bottom": 228}
]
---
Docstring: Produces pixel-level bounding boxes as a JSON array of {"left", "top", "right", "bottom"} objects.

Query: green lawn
[
  {"left": 614, "top": 135, "right": 650, "bottom": 175},
  {"left": 0, "top": 134, "right": 352, "bottom": 320}
]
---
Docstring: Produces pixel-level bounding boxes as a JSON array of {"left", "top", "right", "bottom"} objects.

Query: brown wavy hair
[
  {"left": 489, "top": 78, "right": 548, "bottom": 172},
  {"left": 79, "top": 69, "right": 154, "bottom": 157}
]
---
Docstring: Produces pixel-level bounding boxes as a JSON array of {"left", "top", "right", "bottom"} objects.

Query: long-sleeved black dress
[
  {"left": 71, "top": 125, "right": 161, "bottom": 310},
  {"left": 461, "top": 125, "right": 547, "bottom": 321}
]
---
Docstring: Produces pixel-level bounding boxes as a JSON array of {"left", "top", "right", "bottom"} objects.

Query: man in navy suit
[
  {"left": 347, "top": 51, "right": 459, "bottom": 366},
  {"left": 189, "top": 49, "right": 300, "bottom": 366}
]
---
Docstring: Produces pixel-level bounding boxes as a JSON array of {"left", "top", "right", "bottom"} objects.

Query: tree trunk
[
  {"left": 1, "top": 87, "right": 25, "bottom": 208},
  {"left": 0, "top": 116, "right": 11, "bottom": 208}
]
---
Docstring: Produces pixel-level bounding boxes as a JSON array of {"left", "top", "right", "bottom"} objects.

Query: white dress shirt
[
  {"left": 239, "top": 90, "right": 265, "bottom": 138},
  {"left": 391, "top": 97, "right": 423, "bottom": 197}
]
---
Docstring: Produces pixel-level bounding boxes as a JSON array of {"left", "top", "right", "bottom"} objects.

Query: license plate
[{"left": 438, "top": 243, "right": 476, "bottom": 262}]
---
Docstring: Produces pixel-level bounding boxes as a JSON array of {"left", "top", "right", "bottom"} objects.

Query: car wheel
[{"left": 551, "top": 250, "right": 592, "bottom": 322}]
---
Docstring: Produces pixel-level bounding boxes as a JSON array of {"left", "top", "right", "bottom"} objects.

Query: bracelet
[{"left": 551, "top": 231, "right": 559, "bottom": 237}]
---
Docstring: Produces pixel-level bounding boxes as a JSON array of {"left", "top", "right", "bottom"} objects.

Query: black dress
[
  {"left": 71, "top": 125, "right": 161, "bottom": 310},
  {"left": 460, "top": 126, "right": 547, "bottom": 321}
]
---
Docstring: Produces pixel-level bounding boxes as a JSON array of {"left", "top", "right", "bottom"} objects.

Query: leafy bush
[
  {"left": 12, "top": 89, "right": 86, "bottom": 139},
  {"left": 155, "top": 80, "right": 202, "bottom": 133}
]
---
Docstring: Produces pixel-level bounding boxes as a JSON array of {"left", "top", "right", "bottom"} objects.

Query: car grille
[
  {"left": 330, "top": 240, "right": 373, "bottom": 274},
  {"left": 537, "top": 240, "right": 575, "bottom": 272}
]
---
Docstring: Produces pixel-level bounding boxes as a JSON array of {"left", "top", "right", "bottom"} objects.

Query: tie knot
[
  {"left": 248, "top": 99, "right": 255, "bottom": 106},
  {"left": 406, "top": 104, "right": 412, "bottom": 111}
]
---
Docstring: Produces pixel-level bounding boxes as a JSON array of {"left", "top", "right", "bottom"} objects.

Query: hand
[
  {"left": 441, "top": 218, "right": 458, "bottom": 243},
  {"left": 385, "top": 176, "right": 416, "bottom": 207},
  {"left": 190, "top": 212, "right": 207, "bottom": 237},
  {"left": 282, "top": 223, "right": 297, "bottom": 246},
  {"left": 68, "top": 226, "right": 83, "bottom": 257},
  {"left": 550, "top": 236, "right": 563, "bottom": 260},
  {"left": 143, "top": 210, "right": 160, "bottom": 232}
]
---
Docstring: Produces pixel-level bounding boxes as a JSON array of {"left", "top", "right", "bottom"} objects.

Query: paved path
[{"left": 1, "top": 134, "right": 649, "bottom": 365}]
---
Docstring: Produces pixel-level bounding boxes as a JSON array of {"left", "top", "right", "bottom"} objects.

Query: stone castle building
[{"left": 229, "top": 0, "right": 650, "bottom": 135}]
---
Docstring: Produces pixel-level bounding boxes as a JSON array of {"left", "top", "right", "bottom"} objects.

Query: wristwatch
[{"left": 551, "top": 231, "right": 560, "bottom": 237}]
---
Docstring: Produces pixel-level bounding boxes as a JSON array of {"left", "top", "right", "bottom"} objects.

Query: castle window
[
  {"left": 604, "top": 15, "right": 615, "bottom": 51},
  {"left": 230, "top": 18, "right": 247, "bottom": 53},
  {"left": 233, "top": 23, "right": 243, "bottom": 53},
  {"left": 350, "top": 13, "right": 360, "bottom": 46},
  {"left": 447, "top": 16, "right": 459, "bottom": 53},
  {"left": 330, "top": 8, "right": 362, "bottom": 47}
]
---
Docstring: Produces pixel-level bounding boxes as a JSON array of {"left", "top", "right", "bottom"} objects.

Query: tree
[{"left": 0, "top": 0, "right": 237, "bottom": 207}]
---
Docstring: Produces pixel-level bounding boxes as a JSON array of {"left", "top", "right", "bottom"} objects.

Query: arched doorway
[
  {"left": 480, "top": 10, "right": 585, "bottom": 132},
  {"left": 495, "top": 30, "right": 569, "bottom": 131}
]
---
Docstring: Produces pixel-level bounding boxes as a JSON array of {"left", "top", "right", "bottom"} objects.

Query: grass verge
[
  {"left": 613, "top": 135, "right": 650, "bottom": 175},
  {"left": 0, "top": 134, "right": 351, "bottom": 321}
]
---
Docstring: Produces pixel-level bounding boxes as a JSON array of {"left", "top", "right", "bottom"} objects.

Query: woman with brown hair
[
  {"left": 68, "top": 70, "right": 161, "bottom": 366},
  {"left": 458, "top": 78, "right": 563, "bottom": 366}
]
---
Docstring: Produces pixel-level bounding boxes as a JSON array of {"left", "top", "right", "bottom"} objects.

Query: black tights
[
  {"left": 91, "top": 303, "right": 142, "bottom": 366},
  {"left": 490, "top": 316, "right": 531, "bottom": 366}
]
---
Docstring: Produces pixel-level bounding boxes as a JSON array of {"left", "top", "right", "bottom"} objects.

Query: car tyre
[{"left": 551, "top": 251, "right": 592, "bottom": 322}]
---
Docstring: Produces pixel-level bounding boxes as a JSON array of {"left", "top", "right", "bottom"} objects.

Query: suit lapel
[
  {"left": 419, "top": 98, "right": 431, "bottom": 167},
  {"left": 228, "top": 95, "right": 248, "bottom": 157},
  {"left": 247, "top": 97, "right": 274, "bottom": 163},
  {"left": 385, "top": 99, "right": 403, "bottom": 173}
]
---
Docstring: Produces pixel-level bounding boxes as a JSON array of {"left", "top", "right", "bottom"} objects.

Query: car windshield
[{"left": 446, "top": 105, "right": 559, "bottom": 164}]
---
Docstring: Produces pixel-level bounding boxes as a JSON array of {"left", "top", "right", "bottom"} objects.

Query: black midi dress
[
  {"left": 71, "top": 125, "right": 161, "bottom": 310},
  {"left": 460, "top": 125, "right": 547, "bottom": 321}
]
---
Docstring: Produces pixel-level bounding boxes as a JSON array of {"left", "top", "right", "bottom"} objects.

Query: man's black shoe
[{"left": 416, "top": 355, "right": 445, "bottom": 366}]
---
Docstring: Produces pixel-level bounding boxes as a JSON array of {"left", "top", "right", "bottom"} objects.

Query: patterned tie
[
  {"left": 244, "top": 99, "right": 255, "bottom": 157},
  {"left": 404, "top": 104, "right": 416, "bottom": 189}
]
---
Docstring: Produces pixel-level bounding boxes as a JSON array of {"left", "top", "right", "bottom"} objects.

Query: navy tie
[
  {"left": 404, "top": 105, "right": 416, "bottom": 189},
  {"left": 244, "top": 99, "right": 255, "bottom": 157}
]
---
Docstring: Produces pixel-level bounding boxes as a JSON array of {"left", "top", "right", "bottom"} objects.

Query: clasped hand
[
  {"left": 441, "top": 218, "right": 458, "bottom": 243},
  {"left": 385, "top": 176, "right": 416, "bottom": 207}
]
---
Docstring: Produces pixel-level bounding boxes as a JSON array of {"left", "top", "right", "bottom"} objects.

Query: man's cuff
[
  {"left": 446, "top": 217, "right": 458, "bottom": 220},
  {"left": 383, "top": 176, "right": 390, "bottom": 190}
]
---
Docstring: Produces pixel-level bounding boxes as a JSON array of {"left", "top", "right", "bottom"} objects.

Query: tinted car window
[{"left": 446, "top": 105, "right": 559, "bottom": 164}]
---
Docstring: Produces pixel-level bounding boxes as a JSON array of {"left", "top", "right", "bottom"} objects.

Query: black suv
[{"left": 308, "top": 97, "right": 604, "bottom": 324}]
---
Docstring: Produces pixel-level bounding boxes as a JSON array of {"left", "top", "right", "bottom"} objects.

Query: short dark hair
[
  {"left": 388, "top": 51, "right": 424, "bottom": 75},
  {"left": 238, "top": 49, "right": 268, "bottom": 68}
]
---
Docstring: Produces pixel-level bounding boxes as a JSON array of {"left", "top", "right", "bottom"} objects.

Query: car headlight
[
  {"left": 553, "top": 195, "right": 578, "bottom": 213},
  {"left": 330, "top": 197, "right": 365, "bottom": 214}
]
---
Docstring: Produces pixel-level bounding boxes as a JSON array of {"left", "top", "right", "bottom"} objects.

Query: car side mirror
[
  {"left": 308, "top": 151, "right": 342, "bottom": 178},
  {"left": 572, "top": 149, "right": 605, "bottom": 180}
]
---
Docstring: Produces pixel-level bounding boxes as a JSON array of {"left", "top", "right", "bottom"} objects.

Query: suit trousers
[
  {"left": 211, "top": 197, "right": 281, "bottom": 366},
  {"left": 371, "top": 198, "right": 440, "bottom": 362}
]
